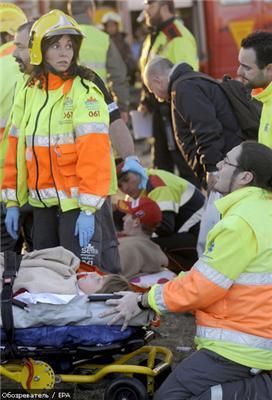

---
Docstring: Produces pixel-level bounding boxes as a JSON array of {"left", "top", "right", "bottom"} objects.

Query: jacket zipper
[{"left": 31, "top": 79, "right": 49, "bottom": 207}]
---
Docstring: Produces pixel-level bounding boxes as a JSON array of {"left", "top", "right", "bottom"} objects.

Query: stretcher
[{"left": 0, "top": 253, "right": 173, "bottom": 399}]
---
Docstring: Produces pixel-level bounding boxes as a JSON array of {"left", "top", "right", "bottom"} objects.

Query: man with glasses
[{"left": 102, "top": 141, "right": 272, "bottom": 400}]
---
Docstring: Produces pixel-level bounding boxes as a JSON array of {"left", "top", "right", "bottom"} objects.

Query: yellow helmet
[
  {"left": 29, "top": 9, "right": 84, "bottom": 65},
  {"left": 0, "top": 2, "right": 27, "bottom": 36}
]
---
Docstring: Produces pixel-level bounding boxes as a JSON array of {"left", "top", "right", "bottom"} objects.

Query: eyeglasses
[{"left": 222, "top": 157, "right": 240, "bottom": 168}]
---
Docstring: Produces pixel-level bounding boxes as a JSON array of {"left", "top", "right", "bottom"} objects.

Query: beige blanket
[
  {"left": 119, "top": 235, "right": 168, "bottom": 279},
  {"left": 0, "top": 247, "right": 80, "bottom": 294}
]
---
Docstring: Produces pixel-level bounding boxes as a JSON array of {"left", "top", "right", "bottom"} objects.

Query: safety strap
[{"left": 1, "top": 251, "right": 23, "bottom": 355}]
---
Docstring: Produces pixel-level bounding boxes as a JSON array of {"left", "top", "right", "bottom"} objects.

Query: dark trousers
[
  {"left": 152, "top": 106, "right": 201, "bottom": 189},
  {"left": 32, "top": 206, "right": 81, "bottom": 257},
  {"left": 196, "top": 372, "right": 272, "bottom": 400},
  {"left": 155, "top": 349, "right": 258, "bottom": 400},
  {"left": 80, "top": 197, "right": 121, "bottom": 273},
  {"left": 1, "top": 203, "right": 33, "bottom": 253}
]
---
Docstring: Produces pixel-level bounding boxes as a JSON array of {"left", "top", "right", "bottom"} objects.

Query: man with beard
[
  {"left": 238, "top": 31, "right": 272, "bottom": 148},
  {"left": 0, "top": 5, "right": 32, "bottom": 253},
  {"left": 101, "top": 141, "right": 272, "bottom": 399},
  {"left": 0, "top": 3, "right": 27, "bottom": 140},
  {"left": 12, "top": 21, "right": 34, "bottom": 76},
  {"left": 138, "top": 0, "right": 200, "bottom": 187}
]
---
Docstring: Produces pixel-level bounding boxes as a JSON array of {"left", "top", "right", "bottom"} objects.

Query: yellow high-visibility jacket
[
  {"left": 254, "top": 82, "right": 272, "bottom": 148},
  {"left": 148, "top": 187, "right": 272, "bottom": 370},
  {"left": 2, "top": 73, "right": 115, "bottom": 213}
]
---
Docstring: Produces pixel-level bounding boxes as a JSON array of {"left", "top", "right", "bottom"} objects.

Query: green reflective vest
[
  {"left": 79, "top": 24, "right": 109, "bottom": 82},
  {"left": 0, "top": 42, "right": 20, "bottom": 130},
  {"left": 140, "top": 18, "right": 199, "bottom": 74},
  {"left": 145, "top": 168, "right": 195, "bottom": 213},
  {"left": 255, "top": 82, "right": 272, "bottom": 148},
  {"left": 0, "top": 42, "right": 22, "bottom": 198}
]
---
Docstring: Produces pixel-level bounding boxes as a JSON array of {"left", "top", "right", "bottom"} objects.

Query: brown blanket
[{"left": 0, "top": 247, "right": 80, "bottom": 294}]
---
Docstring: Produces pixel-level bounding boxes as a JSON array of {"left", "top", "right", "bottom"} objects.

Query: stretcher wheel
[
  {"left": 104, "top": 377, "right": 148, "bottom": 400},
  {"left": 21, "top": 358, "right": 55, "bottom": 390}
]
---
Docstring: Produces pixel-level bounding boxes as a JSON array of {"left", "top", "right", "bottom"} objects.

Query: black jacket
[{"left": 169, "top": 63, "right": 242, "bottom": 184}]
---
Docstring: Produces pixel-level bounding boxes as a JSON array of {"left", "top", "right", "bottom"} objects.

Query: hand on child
[{"left": 99, "top": 291, "right": 142, "bottom": 331}]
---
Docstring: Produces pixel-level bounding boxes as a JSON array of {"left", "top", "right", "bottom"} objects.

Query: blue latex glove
[
  {"left": 74, "top": 211, "right": 95, "bottom": 247},
  {"left": 122, "top": 156, "right": 148, "bottom": 190},
  {"left": 5, "top": 207, "right": 20, "bottom": 240}
]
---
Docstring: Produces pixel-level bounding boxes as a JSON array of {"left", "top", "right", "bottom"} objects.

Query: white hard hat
[{"left": 101, "top": 12, "right": 121, "bottom": 25}]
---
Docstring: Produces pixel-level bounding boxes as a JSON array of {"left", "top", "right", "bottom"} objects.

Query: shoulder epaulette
[
  {"left": 146, "top": 175, "right": 166, "bottom": 193},
  {"left": 162, "top": 22, "right": 182, "bottom": 41}
]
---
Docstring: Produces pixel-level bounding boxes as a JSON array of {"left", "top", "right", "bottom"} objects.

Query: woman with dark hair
[{"left": 2, "top": 10, "right": 114, "bottom": 257}]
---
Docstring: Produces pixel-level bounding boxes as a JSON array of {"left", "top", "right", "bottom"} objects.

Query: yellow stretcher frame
[{"left": 0, "top": 345, "right": 173, "bottom": 396}]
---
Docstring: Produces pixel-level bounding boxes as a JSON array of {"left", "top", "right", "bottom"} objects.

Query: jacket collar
[
  {"left": 168, "top": 62, "right": 194, "bottom": 92},
  {"left": 156, "top": 16, "right": 175, "bottom": 33},
  {"left": 215, "top": 186, "right": 269, "bottom": 217},
  {"left": 0, "top": 41, "right": 16, "bottom": 57},
  {"left": 254, "top": 81, "right": 272, "bottom": 104},
  {"left": 42, "top": 72, "right": 73, "bottom": 94}
]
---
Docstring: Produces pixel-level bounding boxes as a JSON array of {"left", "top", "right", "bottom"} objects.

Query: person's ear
[
  {"left": 266, "top": 63, "right": 272, "bottom": 80},
  {"left": 240, "top": 170, "right": 254, "bottom": 186}
]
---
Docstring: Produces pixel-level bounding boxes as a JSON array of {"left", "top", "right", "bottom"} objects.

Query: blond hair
[{"left": 96, "top": 274, "right": 130, "bottom": 293}]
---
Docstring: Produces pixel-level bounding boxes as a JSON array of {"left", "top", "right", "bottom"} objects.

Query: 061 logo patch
[
  {"left": 88, "top": 110, "right": 100, "bottom": 117},
  {"left": 64, "top": 111, "right": 73, "bottom": 119}
]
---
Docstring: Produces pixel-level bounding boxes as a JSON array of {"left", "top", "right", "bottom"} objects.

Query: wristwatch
[{"left": 137, "top": 293, "right": 149, "bottom": 310}]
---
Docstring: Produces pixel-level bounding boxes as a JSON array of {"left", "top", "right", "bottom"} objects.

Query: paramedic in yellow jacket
[
  {"left": 0, "top": 4, "right": 32, "bottom": 254},
  {"left": 101, "top": 141, "right": 272, "bottom": 399},
  {"left": 2, "top": 10, "right": 113, "bottom": 257},
  {"left": 238, "top": 31, "right": 272, "bottom": 148},
  {"left": 138, "top": 0, "right": 200, "bottom": 186},
  {"left": 0, "top": 3, "right": 27, "bottom": 140}
]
